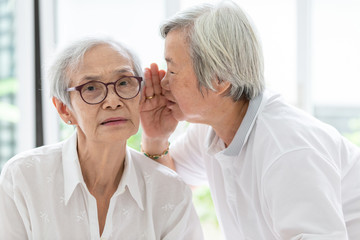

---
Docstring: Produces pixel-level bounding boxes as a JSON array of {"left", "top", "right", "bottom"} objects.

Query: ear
[
  {"left": 52, "top": 97, "right": 75, "bottom": 125},
  {"left": 213, "top": 79, "right": 231, "bottom": 96}
]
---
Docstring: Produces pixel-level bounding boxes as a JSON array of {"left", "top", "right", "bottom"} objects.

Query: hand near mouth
[{"left": 140, "top": 63, "right": 178, "bottom": 140}]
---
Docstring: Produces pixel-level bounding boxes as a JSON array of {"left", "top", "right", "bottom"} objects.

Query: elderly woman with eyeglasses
[{"left": 0, "top": 37, "right": 203, "bottom": 240}]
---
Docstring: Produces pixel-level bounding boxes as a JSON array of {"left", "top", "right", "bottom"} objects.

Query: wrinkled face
[
  {"left": 161, "top": 29, "right": 217, "bottom": 123},
  {"left": 67, "top": 44, "right": 140, "bottom": 144}
]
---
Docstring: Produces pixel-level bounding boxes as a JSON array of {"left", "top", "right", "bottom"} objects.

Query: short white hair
[
  {"left": 47, "top": 37, "right": 142, "bottom": 107},
  {"left": 161, "top": 0, "right": 264, "bottom": 100}
]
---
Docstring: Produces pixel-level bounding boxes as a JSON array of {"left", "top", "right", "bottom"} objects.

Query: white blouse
[{"left": 0, "top": 133, "right": 203, "bottom": 240}]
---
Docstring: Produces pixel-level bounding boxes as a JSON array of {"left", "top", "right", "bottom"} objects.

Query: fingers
[
  {"left": 144, "top": 63, "right": 166, "bottom": 100},
  {"left": 159, "top": 70, "right": 166, "bottom": 95},
  {"left": 150, "top": 63, "right": 163, "bottom": 95},
  {"left": 144, "top": 67, "right": 154, "bottom": 99},
  {"left": 159, "top": 70, "right": 166, "bottom": 80}
]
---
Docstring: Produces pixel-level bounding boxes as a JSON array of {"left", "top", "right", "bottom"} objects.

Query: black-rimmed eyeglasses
[{"left": 66, "top": 76, "right": 143, "bottom": 105}]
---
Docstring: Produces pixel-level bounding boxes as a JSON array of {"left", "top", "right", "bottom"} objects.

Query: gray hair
[
  {"left": 160, "top": 0, "right": 264, "bottom": 100},
  {"left": 48, "top": 37, "right": 142, "bottom": 107}
]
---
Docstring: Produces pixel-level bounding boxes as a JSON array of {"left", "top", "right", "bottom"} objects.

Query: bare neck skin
[
  {"left": 207, "top": 97, "right": 249, "bottom": 148},
  {"left": 77, "top": 134, "right": 126, "bottom": 236}
]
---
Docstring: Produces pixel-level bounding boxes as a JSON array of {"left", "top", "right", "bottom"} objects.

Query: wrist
[
  {"left": 141, "top": 141, "right": 170, "bottom": 160},
  {"left": 141, "top": 136, "right": 169, "bottom": 155}
]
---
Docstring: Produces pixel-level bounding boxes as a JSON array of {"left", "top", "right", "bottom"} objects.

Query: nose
[
  {"left": 102, "top": 85, "right": 123, "bottom": 109},
  {"left": 161, "top": 73, "right": 170, "bottom": 90}
]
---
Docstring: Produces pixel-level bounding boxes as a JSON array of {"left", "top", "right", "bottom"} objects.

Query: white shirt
[
  {"left": 0, "top": 132, "right": 204, "bottom": 240},
  {"left": 171, "top": 90, "right": 360, "bottom": 240}
]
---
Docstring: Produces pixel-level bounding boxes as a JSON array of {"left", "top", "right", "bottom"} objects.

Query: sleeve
[
  {"left": 161, "top": 185, "right": 204, "bottom": 240},
  {"left": 170, "top": 124, "right": 209, "bottom": 186},
  {"left": 0, "top": 168, "right": 28, "bottom": 239},
  {"left": 262, "top": 148, "right": 348, "bottom": 239}
]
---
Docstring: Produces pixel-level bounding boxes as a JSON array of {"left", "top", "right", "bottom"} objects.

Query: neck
[
  {"left": 210, "top": 98, "right": 249, "bottom": 147},
  {"left": 77, "top": 136, "right": 126, "bottom": 195}
]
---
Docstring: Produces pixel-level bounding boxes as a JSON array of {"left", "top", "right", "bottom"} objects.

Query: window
[
  {"left": 312, "top": 0, "right": 360, "bottom": 145},
  {"left": 0, "top": 0, "right": 17, "bottom": 169}
]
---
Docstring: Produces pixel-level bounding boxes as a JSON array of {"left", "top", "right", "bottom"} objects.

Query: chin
[
  {"left": 174, "top": 112, "right": 205, "bottom": 125},
  {"left": 103, "top": 129, "right": 137, "bottom": 141}
]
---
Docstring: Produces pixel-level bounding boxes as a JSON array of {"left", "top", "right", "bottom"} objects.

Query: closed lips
[
  {"left": 164, "top": 94, "right": 176, "bottom": 104},
  {"left": 101, "top": 118, "right": 127, "bottom": 125}
]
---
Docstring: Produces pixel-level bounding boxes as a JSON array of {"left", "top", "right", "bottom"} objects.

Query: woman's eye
[
  {"left": 86, "top": 85, "right": 96, "bottom": 91},
  {"left": 119, "top": 81, "right": 128, "bottom": 86},
  {"left": 82, "top": 82, "right": 102, "bottom": 93}
]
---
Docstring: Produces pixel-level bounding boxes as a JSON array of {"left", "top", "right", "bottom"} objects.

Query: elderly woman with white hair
[
  {"left": 140, "top": 1, "right": 360, "bottom": 239},
  {"left": 0, "top": 37, "right": 204, "bottom": 240}
]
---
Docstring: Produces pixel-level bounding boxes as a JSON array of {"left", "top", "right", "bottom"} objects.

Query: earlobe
[{"left": 52, "top": 97, "right": 74, "bottom": 124}]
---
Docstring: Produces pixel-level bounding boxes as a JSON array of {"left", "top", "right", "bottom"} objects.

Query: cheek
[
  {"left": 168, "top": 77, "right": 182, "bottom": 97},
  {"left": 130, "top": 111, "right": 140, "bottom": 135},
  {"left": 132, "top": 110, "right": 140, "bottom": 125},
  {"left": 169, "top": 79, "right": 190, "bottom": 100},
  {"left": 129, "top": 99, "right": 140, "bottom": 124},
  {"left": 71, "top": 102, "right": 97, "bottom": 127}
]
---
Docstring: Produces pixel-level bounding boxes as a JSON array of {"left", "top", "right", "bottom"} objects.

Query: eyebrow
[
  {"left": 80, "top": 75, "right": 100, "bottom": 82},
  {"left": 165, "top": 57, "right": 176, "bottom": 66}
]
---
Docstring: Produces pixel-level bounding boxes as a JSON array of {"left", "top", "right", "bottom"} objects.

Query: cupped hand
[{"left": 140, "top": 63, "right": 178, "bottom": 141}]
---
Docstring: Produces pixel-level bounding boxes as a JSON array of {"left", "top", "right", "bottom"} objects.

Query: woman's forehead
[
  {"left": 67, "top": 46, "right": 134, "bottom": 84},
  {"left": 83, "top": 44, "right": 130, "bottom": 64},
  {"left": 78, "top": 46, "right": 131, "bottom": 70}
]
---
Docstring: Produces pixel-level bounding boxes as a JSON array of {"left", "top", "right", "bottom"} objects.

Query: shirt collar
[
  {"left": 62, "top": 132, "right": 144, "bottom": 210},
  {"left": 62, "top": 131, "right": 83, "bottom": 205},
  {"left": 114, "top": 147, "right": 144, "bottom": 211},
  {"left": 205, "top": 92, "right": 264, "bottom": 159}
]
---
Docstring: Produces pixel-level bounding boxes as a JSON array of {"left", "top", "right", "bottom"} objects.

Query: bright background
[{"left": 1, "top": 0, "right": 360, "bottom": 239}]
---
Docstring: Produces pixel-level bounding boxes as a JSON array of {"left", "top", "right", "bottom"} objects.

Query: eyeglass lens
[{"left": 80, "top": 77, "right": 140, "bottom": 104}]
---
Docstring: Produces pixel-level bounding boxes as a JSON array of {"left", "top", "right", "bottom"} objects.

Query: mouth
[
  {"left": 166, "top": 99, "right": 177, "bottom": 108},
  {"left": 163, "top": 94, "right": 177, "bottom": 107},
  {"left": 101, "top": 117, "right": 128, "bottom": 126}
]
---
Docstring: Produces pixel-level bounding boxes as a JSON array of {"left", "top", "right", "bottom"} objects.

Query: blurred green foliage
[
  {"left": 59, "top": 120, "right": 76, "bottom": 140},
  {"left": 0, "top": 78, "right": 17, "bottom": 95},
  {"left": 127, "top": 127, "right": 142, "bottom": 151},
  {"left": 192, "top": 186, "right": 219, "bottom": 226}
]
